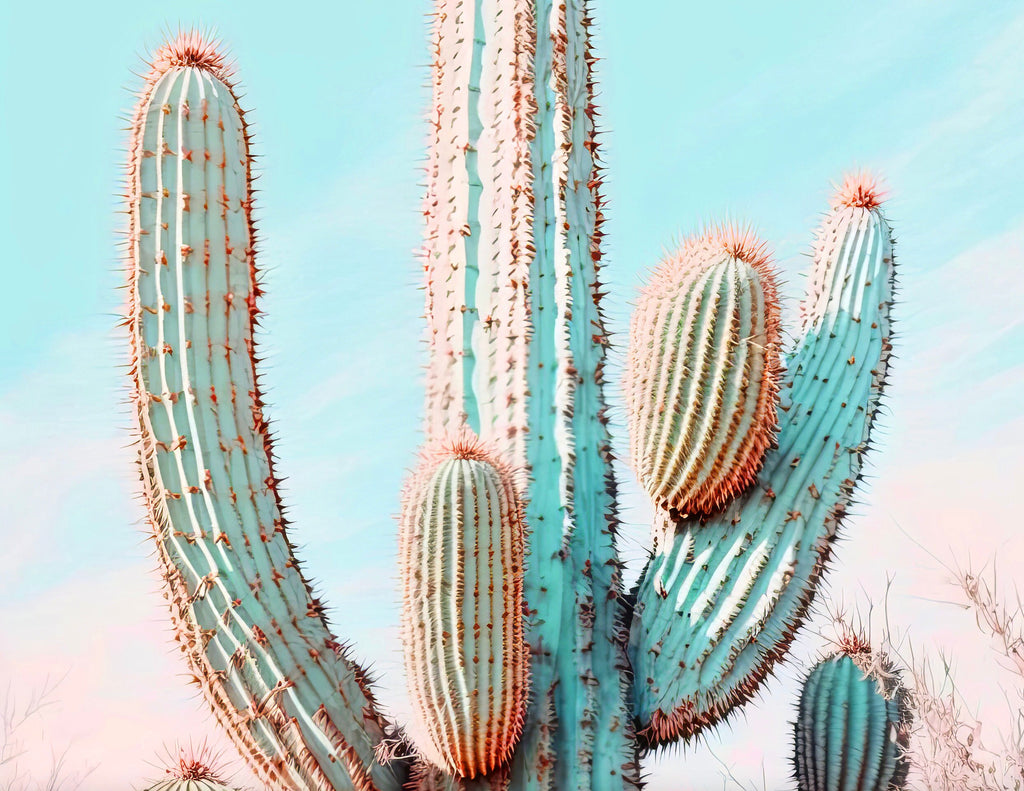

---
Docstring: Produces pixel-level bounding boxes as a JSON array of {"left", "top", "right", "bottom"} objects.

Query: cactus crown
[
  {"left": 831, "top": 170, "right": 887, "bottom": 210},
  {"left": 148, "top": 30, "right": 234, "bottom": 82}
]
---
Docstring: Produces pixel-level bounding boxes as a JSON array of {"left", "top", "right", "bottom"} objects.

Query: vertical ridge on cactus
[
  {"left": 793, "top": 641, "right": 911, "bottom": 791},
  {"left": 629, "top": 178, "right": 897, "bottom": 746},
  {"left": 125, "top": 32, "right": 401, "bottom": 791},
  {"left": 399, "top": 435, "right": 528, "bottom": 778},
  {"left": 624, "top": 224, "right": 781, "bottom": 525}
]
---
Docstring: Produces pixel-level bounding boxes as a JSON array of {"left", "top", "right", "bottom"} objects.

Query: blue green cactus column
[
  {"left": 419, "top": 1, "right": 636, "bottom": 788},
  {"left": 628, "top": 175, "right": 897, "bottom": 745}
]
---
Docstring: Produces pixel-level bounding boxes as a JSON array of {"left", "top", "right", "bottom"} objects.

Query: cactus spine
[
  {"left": 398, "top": 437, "right": 528, "bottom": 778},
  {"left": 793, "top": 641, "right": 911, "bottom": 791},
  {"left": 122, "top": 18, "right": 901, "bottom": 791}
]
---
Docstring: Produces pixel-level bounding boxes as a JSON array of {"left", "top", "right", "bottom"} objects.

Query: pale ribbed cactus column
[
  {"left": 398, "top": 437, "right": 528, "bottom": 779},
  {"left": 125, "top": 35, "right": 402, "bottom": 791},
  {"left": 418, "top": 1, "right": 635, "bottom": 788}
]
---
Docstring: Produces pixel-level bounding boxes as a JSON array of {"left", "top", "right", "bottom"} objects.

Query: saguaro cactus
[{"left": 123, "top": 12, "right": 898, "bottom": 791}]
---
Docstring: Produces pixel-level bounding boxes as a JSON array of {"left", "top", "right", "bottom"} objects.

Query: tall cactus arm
[
  {"left": 124, "top": 35, "right": 403, "bottom": 791},
  {"left": 628, "top": 176, "right": 897, "bottom": 746},
  {"left": 420, "top": 2, "right": 636, "bottom": 788}
]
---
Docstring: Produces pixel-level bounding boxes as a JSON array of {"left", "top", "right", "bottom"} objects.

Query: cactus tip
[
  {"left": 702, "top": 221, "right": 772, "bottom": 269},
  {"left": 162, "top": 740, "right": 229, "bottom": 783},
  {"left": 149, "top": 30, "right": 233, "bottom": 82},
  {"left": 831, "top": 170, "right": 887, "bottom": 210}
]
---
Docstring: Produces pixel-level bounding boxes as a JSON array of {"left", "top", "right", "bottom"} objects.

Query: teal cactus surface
[
  {"left": 629, "top": 177, "right": 896, "bottom": 746},
  {"left": 125, "top": 36, "right": 398, "bottom": 791},
  {"left": 793, "top": 646, "right": 911, "bottom": 791},
  {"left": 122, "top": 14, "right": 900, "bottom": 791}
]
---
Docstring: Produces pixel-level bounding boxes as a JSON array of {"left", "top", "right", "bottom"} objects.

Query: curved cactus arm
[
  {"left": 125, "top": 36, "right": 403, "bottom": 791},
  {"left": 628, "top": 179, "right": 897, "bottom": 746},
  {"left": 421, "top": 2, "right": 635, "bottom": 788},
  {"left": 793, "top": 646, "right": 912, "bottom": 791}
]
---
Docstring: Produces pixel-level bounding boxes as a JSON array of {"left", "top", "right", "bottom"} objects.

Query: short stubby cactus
[
  {"left": 793, "top": 638, "right": 912, "bottom": 791},
  {"left": 398, "top": 435, "right": 528, "bottom": 778},
  {"left": 625, "top": 225, "right": 781, "bottom": 523},
  {"left": 122, "top": 17, "right": 900, "bottom": 791}
]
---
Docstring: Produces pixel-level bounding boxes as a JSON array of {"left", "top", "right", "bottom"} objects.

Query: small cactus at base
[
  {"left": 793, "top": 636, "right": 912, "bottom": 791},
  {"left": 142, "top": 744, "right": 242, "bottom": 791}
]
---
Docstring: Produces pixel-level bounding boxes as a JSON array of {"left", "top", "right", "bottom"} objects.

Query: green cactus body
[
  {"left": 398, "top": 439, "right": 528, "bottom": 779},
  {"left": 793, "top": 649, "right": 911, "bottom": 791},
  {"left": 629, "top": 183, "right": 896, "bottom": 745},
  {"left": 126, "top": 38, "right": 400, "bottom": 791}
]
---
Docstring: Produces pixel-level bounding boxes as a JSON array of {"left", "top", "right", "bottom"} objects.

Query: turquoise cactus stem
[
  {"left": 125, "top": 38, "right": 402, "bottom": 791},
  {"left": 421, "top": 1, "right": 634, "bottom": 789},
  {"left": 793, "top": 650, "right": 911, "bottom": 791},
  {"left": 628, "top": 181, "right": 896, "bottom": 745}
]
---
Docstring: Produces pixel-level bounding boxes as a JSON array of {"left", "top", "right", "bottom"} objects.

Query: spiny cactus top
[
  {"left": 793, "top": 635, "right": 912, "bottom": 791},
  {"left": 141, "top": 744, "right": 242, "bottom": 791}
]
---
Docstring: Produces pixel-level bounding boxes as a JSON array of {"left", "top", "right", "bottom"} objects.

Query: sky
[{"left": 1, "top": 1, "right": 1022, "bottom": 789}]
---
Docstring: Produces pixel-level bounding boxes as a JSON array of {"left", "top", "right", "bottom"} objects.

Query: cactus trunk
[{"left": 421, "top": 2, "right": 635, "bottom": 788}]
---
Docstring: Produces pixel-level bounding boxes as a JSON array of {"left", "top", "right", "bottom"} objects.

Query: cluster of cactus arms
[{"left": 123, "top": 3, "right": 900, "bottom": 789}]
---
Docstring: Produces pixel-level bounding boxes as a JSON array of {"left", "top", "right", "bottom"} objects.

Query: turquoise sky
[{"left": 2, "top": 2, "right": 1022, "bottom": 789}]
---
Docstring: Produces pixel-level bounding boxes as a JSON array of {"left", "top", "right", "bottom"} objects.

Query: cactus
[
  {"left": 123, "top": 11, "right": 898, "bottom": 791},
  {"left": 793, "top": 638, "right": 912, "bottom": 791},
  {"left": 624, "top": 226, "right": 781, "bottom": 525},
  {"left": 398, "top": 436, "right": 528, "bottom": 778},
  {"left": 628, "top": 172, "right": 895, "bottom": 747}
]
